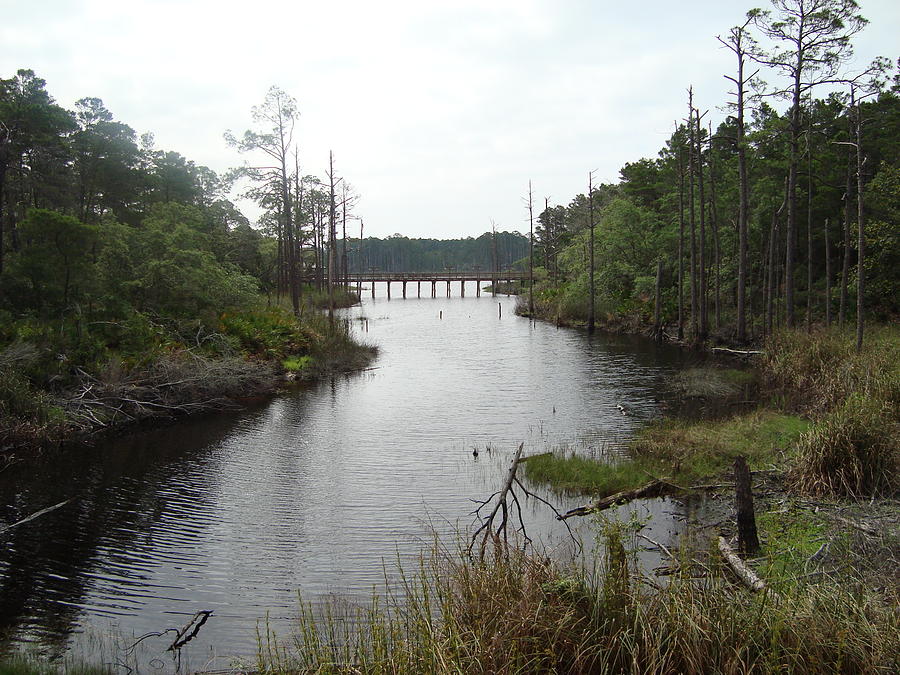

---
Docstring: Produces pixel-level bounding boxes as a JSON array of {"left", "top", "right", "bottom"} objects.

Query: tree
[
  {"left": 225, "top": 86, "right": 301, "bottom": 314},
  {"left": 0, "top": 69, "right": 74, "bottom": 273},
  {"left": 753, "top": 0, "right": 868, "bottom": 327},
  {"left": 719, "top": 15, "right": 761, "bottom": 342}
]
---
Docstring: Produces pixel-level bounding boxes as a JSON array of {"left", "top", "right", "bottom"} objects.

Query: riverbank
[
  {"left": 0, "top": 290, "right": 376, "bottom": 461},
  {"left": 244, "top": 325, "right": 898, "bottom": 673}
]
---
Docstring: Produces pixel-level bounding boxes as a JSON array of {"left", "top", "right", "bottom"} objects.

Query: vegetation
[
  {"left": 524, "top": 410, "right": 808, "bottom": 493},
  {"left": 254, "top": 529, "right": 898, "bottom": 674},
  {"left": 517, "top": 2, "right": 897, "bottom": 350},
  {"left": 0, "top": 74, "right": 381, "bottom": 453}
]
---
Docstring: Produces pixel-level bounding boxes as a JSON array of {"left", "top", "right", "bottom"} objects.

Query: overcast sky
[{"left": 3, "top": 0, "right": 897, "bottom": 238}]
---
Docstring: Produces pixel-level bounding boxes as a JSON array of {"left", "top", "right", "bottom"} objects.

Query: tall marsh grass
[
  {"left": 261, "top": 534, "right": 898, "bottom": 674},
  {"left": 765, "top": 327, "right": 899, "bottom": 496}
]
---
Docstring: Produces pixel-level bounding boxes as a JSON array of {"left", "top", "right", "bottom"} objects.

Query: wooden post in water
[
  {"left": 461, "top": 278, "right": 465, "bottom": 297},
  {"left": 417, "top": 281, "right": 421, "bottom": 298},
  {"left": 476, "top": 278, "right": 481, "bottom": 297},
  {"left": 387, "top": 280, "right": 391, "bottom": 300},
  {"left": 431, "top": 281, "right": 436, "bottom": 298},
  {"left": 446, "top": 280, "right": 451, "bottom": 297},
  {"left": 734, "top": 456, "right": 760, "bottom": 556},
  {"left": 499, "top": 303, "right": 502, "bottom": 318},
  {"left": 402, "top": 280, "right": 407, "bottom": 298},
  {"left": 371, "top": 281, "right": 375, "bottom": 298}
]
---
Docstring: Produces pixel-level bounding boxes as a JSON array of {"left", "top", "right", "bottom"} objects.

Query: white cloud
[{"left": 3, "top": 0, "right": 897, "bottom": 237}]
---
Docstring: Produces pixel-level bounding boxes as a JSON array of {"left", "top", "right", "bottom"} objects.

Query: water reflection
[{"left": 1, "top": 284, "right": 714, "bottom": 667}]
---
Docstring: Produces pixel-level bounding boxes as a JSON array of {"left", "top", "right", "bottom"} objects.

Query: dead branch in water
[
  {"left": 0, "top": 499, "right": 72, "bottom": 535},
  {"left": 469, "top": 444, "right": 576, "bottom": 560},
  {"left": 559, "top": 480, "right": 678, "bottom": 520},
  {"left": 168, "top": 610, "right": 214, "bottom": 651}
]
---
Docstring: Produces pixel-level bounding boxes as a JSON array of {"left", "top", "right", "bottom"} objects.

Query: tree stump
[{"left": 734, "top": 455, "right": 760, "bottom": 555}]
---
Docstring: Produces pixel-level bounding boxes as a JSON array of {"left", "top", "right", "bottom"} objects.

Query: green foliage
[
  {"left": 219, "top": 308, "right": 313, "bottom": 359},
  {"left": 281, "top": 354, "right": 312, "bottom": 372},
  {"left": 6, "top": 209, "right": 99, "bottom": 312}
]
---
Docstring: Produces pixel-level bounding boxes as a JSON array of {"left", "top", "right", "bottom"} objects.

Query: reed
[{"left": 261, "top": 531, "right": 898, "bottom": 674}]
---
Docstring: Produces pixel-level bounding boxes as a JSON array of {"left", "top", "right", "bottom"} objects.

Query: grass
[
  {"left": 525, "top": 411, "right": 810, "bottom": 497},
  {"left": 255, "top": 531, "right": 899, "bottom": 674},
  {"left": 790, "top": 393, "right": 898, "bottom": 497},
  {"left": 764, "top": 326, "right": 899, "bottom": 497},
  {"left": 522, "top": 451, "right": 653, "bottom": 495},
  {"left": 668, "top": 366, "right": 756, "bottom": 398},
  {"left": 764, "top": 325, "right": 900, "bottom": 414},
  {"left": 0, "top": 656, "right": 110, "bottom": 675},
  {"left": 631, "top": 410, "right": 810, "bottom": 484}
]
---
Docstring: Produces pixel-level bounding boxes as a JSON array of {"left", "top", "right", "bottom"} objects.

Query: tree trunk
[
  {"left": 676, "top": 126, "right": 685, "bottom": 341},
  {"left": 587, "top": 172, "right": 595, "bottom": 333},
  {"left": 687, "top": 91, "right": 698, "bottom": 338},
  {"left": 734, "top": 455, "right": 760, "bottom": 555},
  {"left": 839, "top": 141, "right": 853, "bottom": 327},
  {"left": 696, "top": 109, "right": 708, "bottom": 339},
  {"left": 854, "top": 96, "right": 865, "bottom": 352},
  {"left": 824, "top": 218, "right": 832, "bottom": 327}
]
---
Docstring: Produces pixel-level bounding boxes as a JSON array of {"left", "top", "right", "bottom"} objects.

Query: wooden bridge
[{"left": 343, "top": 270, "right": 527, "bottom": 298}]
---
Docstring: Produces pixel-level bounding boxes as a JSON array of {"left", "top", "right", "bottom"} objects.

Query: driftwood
[
  {"left": 558, "top": 480, "right": 677, "bottom": 520},
  {"left": 470, "top": 444, "right": 574, "bottom": 560},
  {"left": 168, "top": 610, "right": 213, "bottom": 651},
  {"left": 821, "top": 512, "right": 880, "bottom": 537},
  {"left": 0, "top": 499, "right": 72, "bottom": 535},
  {"left": 718, "top": 536, "right": 777, "bottom": 597},
  {"left": 711, "top": 347, "right": 764, "bottom": 356}
]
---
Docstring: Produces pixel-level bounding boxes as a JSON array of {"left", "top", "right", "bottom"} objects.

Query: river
[{"left": 0, "top": 284, "right": 713, "bottom": 670}]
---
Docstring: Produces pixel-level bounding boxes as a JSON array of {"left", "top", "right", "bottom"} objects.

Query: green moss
[{"left": 282, "top": 354, "right": 312, "bottom": 372}]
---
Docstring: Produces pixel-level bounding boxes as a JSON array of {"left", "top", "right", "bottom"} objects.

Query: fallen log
[
  {"left": 821, "top": 513, "right": 880, "bottom": 537},
  {"left": 0, "top": 499, "right": 72, "bottom": 536},
  {"left": 718, "top": 536, "right": 777, "bottom": 597},
  {"left": 711, "top": 347, "right": 764, "bottom": 356},
  {"left": 558, "top": 480, "right": 677, "bottom": 520}
]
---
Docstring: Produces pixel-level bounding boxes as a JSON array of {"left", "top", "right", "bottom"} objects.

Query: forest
[
  {"left": 523, "top": 5, "right": 897, "bottom": 349},
  {"left": 0, "top": 77, "right": 388, "bottom": 450}
]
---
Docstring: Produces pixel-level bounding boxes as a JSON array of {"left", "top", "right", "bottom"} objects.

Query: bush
[{"left": 791, "top": 393, "right": 899, "bottom": 497}]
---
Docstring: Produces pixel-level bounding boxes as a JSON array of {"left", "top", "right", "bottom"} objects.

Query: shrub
[{"left": 791, "top": 393, "right": 899, "bottom": 497}]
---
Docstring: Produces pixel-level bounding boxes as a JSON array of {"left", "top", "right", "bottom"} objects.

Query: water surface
[{"left": 0, "top": 284, "right": 711, "bottom": 669}]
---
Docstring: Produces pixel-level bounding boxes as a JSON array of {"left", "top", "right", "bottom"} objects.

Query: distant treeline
[{"left": 347, "top": 232, "right": 528, "bottom": 274}]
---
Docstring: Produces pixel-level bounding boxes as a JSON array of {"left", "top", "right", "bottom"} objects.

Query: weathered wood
[
  {"left": 711, "top": 347, "right": 764, "bottom": 356},
  {"left": 0, "top": 499, "right": 72, "bottom": 535},
  {"left": 558, "top": 480, "right": 676, "bottom": 520},
  {"left": 734, "top": 455, "right": 760, "bottom": 555},
  {"left": 718, "top": 536, "right": 773, "bottom": 595},
  {"left": 167, "top": 610, "right": 213, "bottom": 651},
  {"left": 820, "top": 512, "right": 880, "bottom": 537},
  {"left": 470, "top": 442, "right": 526, "bottom": 559}
]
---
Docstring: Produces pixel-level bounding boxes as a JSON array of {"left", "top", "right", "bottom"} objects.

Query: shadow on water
[{"left": 0, "top": 283, "right": 736, "bottom": 669}]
